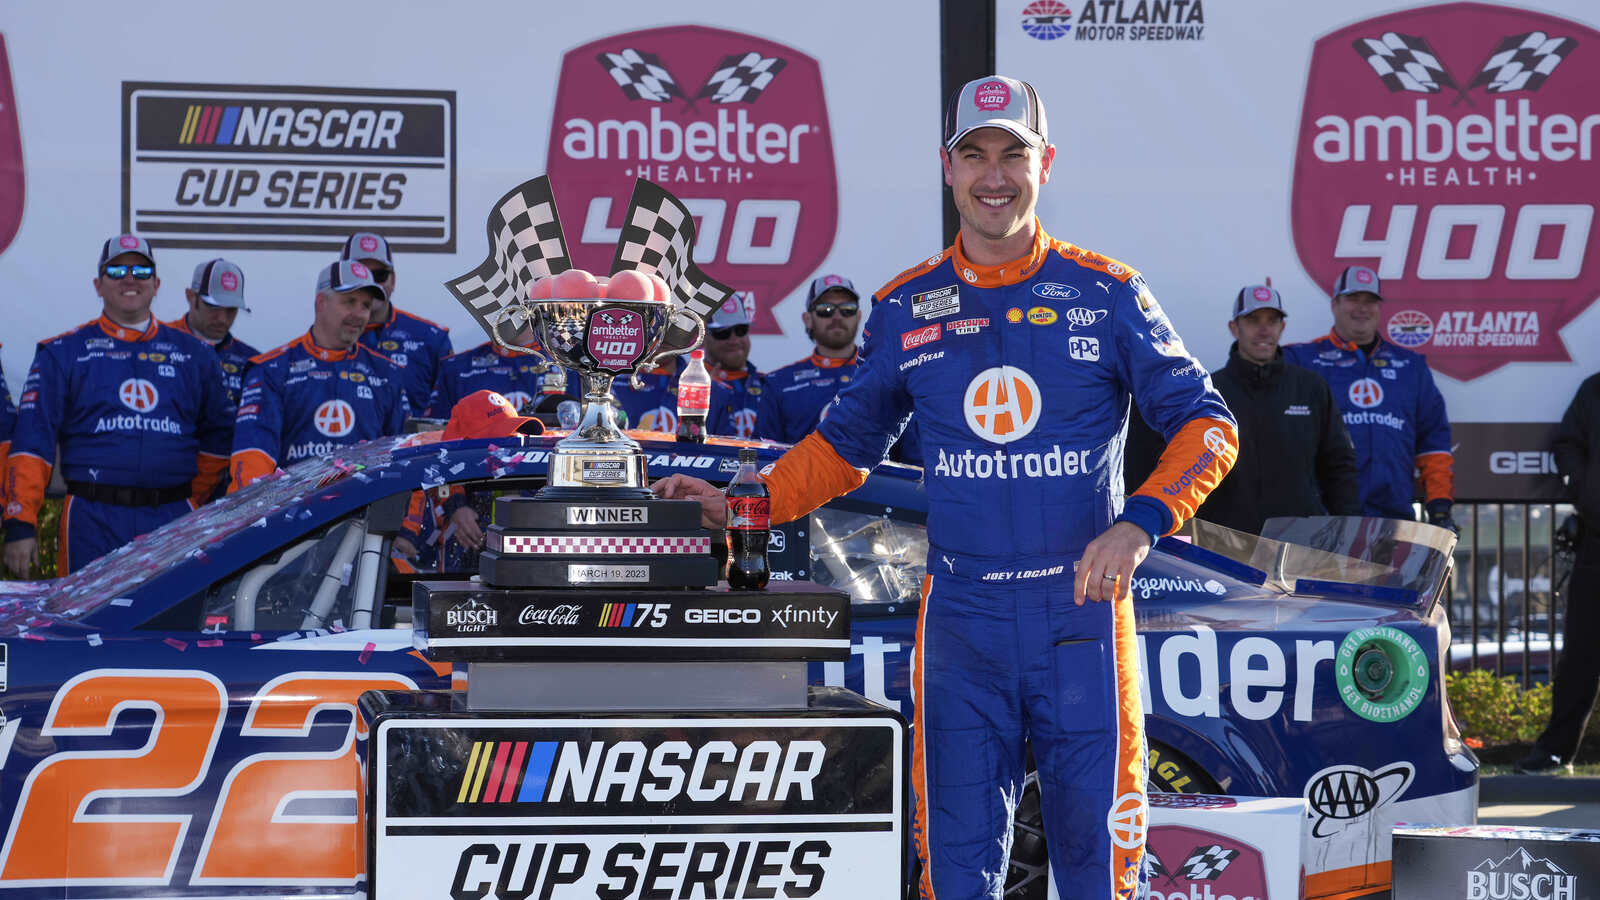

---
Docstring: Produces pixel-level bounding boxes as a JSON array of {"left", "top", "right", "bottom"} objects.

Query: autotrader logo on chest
[{"left": 938, "top": 367, "right": 1090, "bottom": 480}]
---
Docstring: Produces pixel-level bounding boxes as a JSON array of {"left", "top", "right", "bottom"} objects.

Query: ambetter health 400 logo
[
  {"left": 547, "top": 26, "right": 837, "bottom": 335},
  {"left": 1292, "top": 3, "right": 1600, "bottom": 380}
]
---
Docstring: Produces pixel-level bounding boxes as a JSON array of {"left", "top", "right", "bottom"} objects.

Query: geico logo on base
[
  {"left": 1139, "top": 625, "right": 1335, "bottom": 723},
  {"left": 1490, "top": 450, "right": 1557, "bottom": 474},
  {"left": 685, "top": 608, "right": 760, "bottom": 624},
  {"left": 933, "top": 444, "right": 1091, "bottom": 480}
]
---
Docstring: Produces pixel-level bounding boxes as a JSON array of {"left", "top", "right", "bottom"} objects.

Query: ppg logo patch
[{"left": 1068, "top": 335, "right": 1100, "bottom": 361}]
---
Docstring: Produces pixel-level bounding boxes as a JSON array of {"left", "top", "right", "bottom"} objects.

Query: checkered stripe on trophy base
[{"left": 490, "top": 533, "right": 712, "bottom": 555}]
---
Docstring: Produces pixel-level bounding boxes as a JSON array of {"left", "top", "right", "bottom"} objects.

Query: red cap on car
[{"left": 443, "top": 390, "right": 544, "bottom": 440}]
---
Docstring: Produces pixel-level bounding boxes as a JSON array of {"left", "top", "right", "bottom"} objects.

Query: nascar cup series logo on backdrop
[
  {"left": 547, "top": 26, "right": 837, "bottom": 336},
  {"left": 1292, "top": 3, "right": 1600, "bottom": 381}
]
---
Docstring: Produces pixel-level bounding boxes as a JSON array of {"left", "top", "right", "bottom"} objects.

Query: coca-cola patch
[
  {"left": 547, "top": 26, "right": 837, "bottom": 336},
  {"left": 1292, "top": 3, "right": 1600, "bottom": 380},
  {"left": 586, "top": 307, "right": 647, "bottom": 372},
  {"left": 901, "top": 323, "right": 942, "bottom": 351}
]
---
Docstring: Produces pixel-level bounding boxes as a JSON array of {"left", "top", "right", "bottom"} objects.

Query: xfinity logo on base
[
  {"left": 547, "top": 26, "right": 836, "bottom": 335},
  {"left": 1292, "top": 5, "right": 1600, "bottom": 380}
]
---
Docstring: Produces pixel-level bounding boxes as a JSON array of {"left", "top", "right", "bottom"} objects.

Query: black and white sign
[
  {"left": 372, "top": 716, "right": 904, "bottom": 899},
  {"left": 1393, "top": 824, "right": 1600, "bottom": 900},
  {"left": 122, "top": 82, "right": 455, "bottom": 252}
]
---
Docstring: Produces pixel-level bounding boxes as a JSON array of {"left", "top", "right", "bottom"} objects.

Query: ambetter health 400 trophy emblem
[{"left": 444, "top": 176, "right": 733, "bottom": 588}]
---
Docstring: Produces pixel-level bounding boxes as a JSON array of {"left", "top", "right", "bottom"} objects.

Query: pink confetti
[
  {"left": 205, "top": 615, "right": 229, "bottom": 626},
  {"left": 197, "top": 639, "right": 223, "bottom": 648},
  {"left": 251, "top": 633, "right": 262, "bottom": 641},
  {"left": 359, "top": 642, "right": 376, "bottom": 665},
  {"left": 164, "top": 638, "right": 188, "bottom": 651}
]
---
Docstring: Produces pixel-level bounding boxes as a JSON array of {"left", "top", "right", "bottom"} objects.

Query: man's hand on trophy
[{"left": 651, "top": 474, "right": 727, "bottom": 529}]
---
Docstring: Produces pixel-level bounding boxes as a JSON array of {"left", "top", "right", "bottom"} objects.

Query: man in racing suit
[
  {"left": 610, "top": 359, "right": 736, "bottom": 436},
  {"left": 229, "top": 261, "right": 407, "bottom": 491},
  {"left": 165, "top": 258, "right": 259, "bottom": 406},
  {"left": 656, "top": 76, "right": 1237, "bottom": 900},
  {"left": 4, "top": 234, "right": 235, "bottom": 576},
  {"left": 703, "top": 294, "right": 764, "bottom": 439},
  {"left": 344, "top": 231, "right": 453, "bottom": 416},
  {"left": 757, "top": 274, "right": 863, "bottom": 445},
  {"left": 425, "top": 339, "right": 576, "bottom": 419},
  {"left": 1283, "top": 265, "right": 1455, "bottom": 526}
]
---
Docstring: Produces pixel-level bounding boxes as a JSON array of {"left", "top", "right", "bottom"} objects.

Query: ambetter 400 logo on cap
[
  {"left": 1292, "top": 3, "right": 1600, "bottom": 381},
  {"left": 547, "top": 26, "right": 837, "bottom": 336}
]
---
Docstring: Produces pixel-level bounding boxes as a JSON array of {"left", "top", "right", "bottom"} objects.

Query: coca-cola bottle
[
  {"left": 725, "top": 448, "right": 770, "bottom": 590},
  {"left": 676, "top": 350, "right": 711, "bottom": 443},
  {"left": 540, "top": 363, "right": 567, "bottom": 399}
]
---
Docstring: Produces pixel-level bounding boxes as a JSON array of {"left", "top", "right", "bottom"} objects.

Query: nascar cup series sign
[
  {"left": 546, "top": 26, "right": 837, "bottom": 335},
  {"left": 1292, "top": 3, "right": 1600, "bottom": 381}
]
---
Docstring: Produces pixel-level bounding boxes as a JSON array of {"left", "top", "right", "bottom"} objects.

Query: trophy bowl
[{"left": 492, "top": 294, "right": 704, "bottom": 496}]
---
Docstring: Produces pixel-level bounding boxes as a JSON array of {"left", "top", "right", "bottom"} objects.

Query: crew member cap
[
  {"left": 806, "top": 274, "right": 859, "bottom": 306},
  {"left": 709, "top": 293, "right": 754, "bottom": 329},
  {"left": 1231, "top": 284, "right": 1286, "bottom": 320},
  {"left": 190, "top": 258, "right": 250, "bottom": 311},
  {"left": 1331, "top": 265, "right": 1384, "bottom": 301},
  {"left": 98, "top": 233, "right": 155, "bottom": 272},
  {"left": 943, "top": 75, "right": 1048, "bottom": 151},
  {"left": 317, "top": 259, "right": 388, "bottom": 301},
  {"left": 340, "top": 231, "right": 394, "bottom": 267}
]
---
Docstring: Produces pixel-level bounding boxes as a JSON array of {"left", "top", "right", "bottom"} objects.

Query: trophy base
[{"left": 481, "top": 495, "right": 718, "bottom": 589}]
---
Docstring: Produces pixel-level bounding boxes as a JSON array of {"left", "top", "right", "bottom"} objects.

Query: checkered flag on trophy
[
  {"left": 1353, "top": 32, "right": 1460, "bottom": 93},
  {"left": 1178, "top": 845, "right": 1239, "bottom": 881},
  {"left": 609, "top": 178, "right": 735, "bottom": 342},
  {"left": 444, "top": 175, "right": 572, "bottom": 344},
  {"left": 598, "top": 48, "right": 685, "bottom": 103},
  {"left": 1468, "top": 32, "right": 1577, "bottom": 93},
  {"left": 696, "top": 52, "right": 787, "bottom": 103}
]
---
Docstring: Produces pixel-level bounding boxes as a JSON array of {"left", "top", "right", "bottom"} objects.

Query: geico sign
[
  {"left": 685, "top": 608, "right": 761, "bottom": 624},
  {"left": 1489, "top": 450, "right": 1557, "bottom": 475}
]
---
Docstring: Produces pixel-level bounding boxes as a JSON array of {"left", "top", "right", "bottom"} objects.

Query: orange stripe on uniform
[
  {"left": 1108, "top": 592, "right": 1147, "bottom": 899},
  {"left": 1416, "top": 451, "right": 1453, "bottom": 503},
  {"left": 876, "top": 247, "right": 953, "bottom": 300},
  {"left": 910, "top": 574, "right": 935, "bottom": 900},
  {"left": 761, "top": 431, "right": 869, "bottom": 525},
  {"left": 228, "top": 449, "right": 277, "bottom": 493},
  {"left": 55, "top": 494, "right": 73, "bottom": 577},
  {"left": 6, "top": 452, "right": 52, "bottom": 527},
  {"left": 192, "top": 453, "right": 227, "bottom": 506},
  {"left": 1132, "top": 417, "right": 1238, "bottom": 534}
]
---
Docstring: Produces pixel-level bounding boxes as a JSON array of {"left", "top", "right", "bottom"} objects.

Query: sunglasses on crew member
[
  {"left": 810, "top": 301, "right": 859, "bottom": 318},
  {"left": 367, "top": 266, "right": 394, "bottom": 282},
  {"left": 709, "top": 324, "right": 750, "bottom": 340},
  {"left": 101, "top": 264, "right": 155, "bottom": 281}
]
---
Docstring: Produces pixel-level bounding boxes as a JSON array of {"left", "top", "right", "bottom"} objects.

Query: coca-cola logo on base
[
  {"left": 518, "top": 604, "right": 582, "bottom": 627},
  {"left": 586, "top": 307, "right": 647, "bottom": 372},
  {"left": 1292, "top": 3, "right": 1600, "bottom": 381},
  {"left": 547, "top": 26, "right": 837, "bottom": 336}
]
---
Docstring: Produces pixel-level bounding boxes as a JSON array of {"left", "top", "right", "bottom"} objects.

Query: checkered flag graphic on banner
[
  {"left": 1468, "top": 32, "right": 1577, "bottom": 93},
  {"left": 1178, "top": 845, "right": 1240, "bottom": 881},
  {"left": 696, "top": 52, "right": 787, "bottom": 104},
  {"left": 1144, "top": 850, "right": 1171, "bottom": 882},
  {"left": 608, "top": 178, "right": 734, "bottom": 329},
  {"left": 1353, "top": 32, "right": 1460, "bottom": 93},
  {"left": 598, "top": 48, "right": 685, "bottom": 103},
  {"left": 444, "top": 176, "right": 572, "bottom": 344}
]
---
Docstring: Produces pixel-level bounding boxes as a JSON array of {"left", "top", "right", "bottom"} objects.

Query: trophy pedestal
[{"left": 480, "top": 495, "right": 719, "bottom": 588}]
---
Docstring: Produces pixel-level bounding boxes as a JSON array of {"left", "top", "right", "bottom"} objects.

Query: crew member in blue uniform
[
  {"left": 702, "top": 294, "right": 764, "bottom": 439},
  {"left": 229, "top": 260, "right": 407, "bottom": 491},
  {"left": 426, "top": 339, "right": 575, "bottom": 419},
  {"left": 4, "top": 234, "right": 235, "bottom": 575},
  {"left": 165, "top": 258, "right": 259, "bottom": 405},
  {"left": 344, "top": 232, "right": 452, "bottom": 416},
  {"left": 757, "top": 274, "right": 864, "bottom": 444}
]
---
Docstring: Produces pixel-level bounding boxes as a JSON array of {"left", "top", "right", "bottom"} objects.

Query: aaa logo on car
[
  {"left": 313, "top": 399, "right": 356, "bottom": 437},
  {"left": 118, "top": 378, "right": 159, "bottom": 412},
  {"left": 1303, "top": 760, "right": 1414, "bottom": 838},
  {"left": 964, "top": 367, "right": 1041, "bottom": 443},
  {"left": 547, "top": 26, "right": 836, "bottom": 336}
]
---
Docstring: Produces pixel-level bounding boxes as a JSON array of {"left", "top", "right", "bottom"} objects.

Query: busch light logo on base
[
  {"left": 1292, "top": 4, "right": 1600, "bottom": 381},
  {"left": 1144, "top": 825, "right": 1268, "bottom": 900},
  {"left": 585, "top": 307, "right": 646, "bottom": 372},
  {"left": 547, "top": 26, "right": 837, "bottom": 337}
]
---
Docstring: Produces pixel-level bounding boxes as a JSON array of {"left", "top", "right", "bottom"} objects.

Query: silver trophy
[{"left": 491, "top": 297, "right": 704, "bottom": 496}]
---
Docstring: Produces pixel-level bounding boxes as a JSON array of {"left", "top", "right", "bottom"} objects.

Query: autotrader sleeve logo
[
  {"left": 548, "top": 26, "right": 837, "bottom": 337},
  {"left": 1291, "top": 3, "right": 1600, "bottom": 381},
  {"left": 122, "top": 82, "right": 455, "bottom": 252}
]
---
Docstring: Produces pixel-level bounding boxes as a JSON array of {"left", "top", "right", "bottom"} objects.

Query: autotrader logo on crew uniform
[
  {"left": 547, "top": 26, "right": 837, "bottom": 337},
  {"left": 122, "top": 82, "right": 456, "bottom": 252},
  {"left": 1291, "top": 4, "right": 1600, "bottom": 380}
]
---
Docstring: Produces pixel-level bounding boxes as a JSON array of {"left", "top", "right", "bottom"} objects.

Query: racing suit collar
[
  {"left": 167, "top": 314, "right": 232, "bottom": 349},
  {"left": 808, "top": 350, "right": 858, "bottom": 369},
  {"left": 97, "top": 315, "right": 158, "bottom": 343},
  {"left": 952, "top": 218, "right": 1051, "bottom": 288},
  {"left": 1323, "top": 329, "right": 1390, "bottom": 356},
  {"left": 297, "top": 331, "right": 355, "bottom": 362}
]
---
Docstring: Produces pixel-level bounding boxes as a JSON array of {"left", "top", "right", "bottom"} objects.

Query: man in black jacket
[
  {"left": 1518, "top": 372, "right": 1600, "bottom": 773},
  {"left": 1191, "top": 285, "right": 1360, "bottom": 533}
]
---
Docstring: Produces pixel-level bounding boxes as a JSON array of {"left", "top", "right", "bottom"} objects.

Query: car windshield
[
  {"left": 0, "top": 435, "right": 421, "bottom": 633},
  {"left": 1184, "top": 515, "right": 1457, "bottom": 601}
]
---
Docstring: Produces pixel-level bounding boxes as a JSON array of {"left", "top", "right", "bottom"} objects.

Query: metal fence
[{"left": 1448, "top": 500, "right": 1578, "bottom": 687}]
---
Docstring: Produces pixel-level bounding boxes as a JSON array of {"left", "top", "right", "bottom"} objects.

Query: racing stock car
[{"left": 0, "top": 432, "right": 1475, "bottom": 900}]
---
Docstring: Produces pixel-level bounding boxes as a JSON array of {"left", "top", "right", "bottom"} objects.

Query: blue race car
[{"left": 0, "top": 432, "right": 1474, "bottom": 900}]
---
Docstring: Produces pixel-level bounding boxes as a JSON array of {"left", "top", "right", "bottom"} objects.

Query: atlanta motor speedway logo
[
  {"left": 547, "top": 26, "right": 837, "bottom": 337},
  {"left": 122, "top": 82, "right": 455, "bottom": 252},
  {"left": 1291, "top": 3, "right": 1600, "bottom": 381}
]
